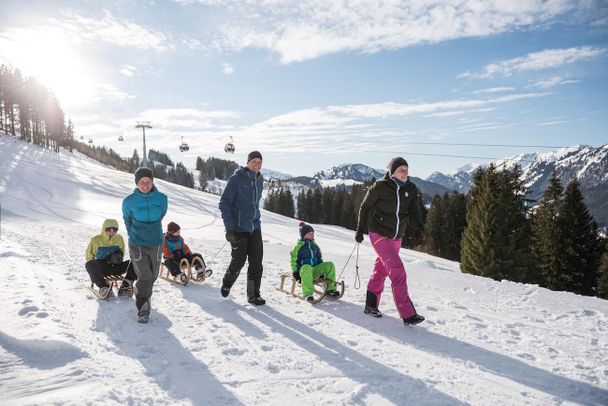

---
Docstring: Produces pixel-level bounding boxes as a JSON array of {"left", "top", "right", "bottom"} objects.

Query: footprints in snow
[{"left": 18, "top": 299, "right": 49, "bottom": 318}]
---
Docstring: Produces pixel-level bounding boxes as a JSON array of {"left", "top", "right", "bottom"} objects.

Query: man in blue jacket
[
  {"left": 122, "top": 167, "right": 168, "bottom": 323},
  {"left": 219, "top": 151, "right": 265, "bottom": 305}
]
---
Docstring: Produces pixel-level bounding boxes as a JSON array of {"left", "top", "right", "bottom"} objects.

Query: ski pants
[
  {"left": 164, "top": 253, "right": 204, "bottom": 276},
  {"left": 129, "top": 243, "right": 162, "bottom": 307},
  {"left": 299, "top": 262, "right": 337, "bottom": 297},
  {"left": 366, "top": 232, "right": 416, "bottom": 319},
  {"left": 222, "top": 228, "right": 263, "bottom": 300},
  {"left": 85, "top": 259, "right": 137, "bottom": 288}
]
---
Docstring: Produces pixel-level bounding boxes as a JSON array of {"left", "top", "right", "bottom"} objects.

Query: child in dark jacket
[
  {"left": 289, "top": 222, "right": 339, "bottom": 302},
  {"left": 163, "top": 222, "right": 209, "bottom": 282}
]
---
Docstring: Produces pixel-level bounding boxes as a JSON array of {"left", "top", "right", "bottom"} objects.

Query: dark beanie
[
  {"left": 299, "top": 221, "right": 314, "bottom": 239},
  {"left": 167, "top": 222, "right": 180, "bottom": 233},
  {"left": 387, "top": 157, "right": 408, "bottom": 175},
  {"left": 134, "top": 167, "right": 154, "bottom": 184},
  {"left": 247, "top": 151, "right": 263, "bottom": 163}
]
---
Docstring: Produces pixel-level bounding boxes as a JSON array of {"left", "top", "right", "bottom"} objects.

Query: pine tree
[
  {"left": 531, "top": 171, "right": 564, "bottom": 286},
  {"left": 554, "top": 179, "right": 602, "bottom": 295},
  {"left": 424, "top": 195, "right": 445, "bottom": 256},
  {"left": 598, "top": 245, "right": 608, "bottom": 299},
  {"left": 461, "top": 165, "right": 531, "bottom": 281}
]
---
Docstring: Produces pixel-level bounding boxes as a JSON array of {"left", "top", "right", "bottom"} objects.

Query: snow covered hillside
[{"left": 1, "top": 134, "right": 607, "bottom": 405}]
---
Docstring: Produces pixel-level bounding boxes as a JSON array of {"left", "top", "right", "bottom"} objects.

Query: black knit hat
[
  {"left": 167, "top": 222, "right": 180, "bottom": 233},
  {"left": 134, "top": 167, "right": 154, "bottom": 184},
  {"left": 247, "top": 150, "right": 263, "bottom": 163},
  {"left": 299, "top": 221, "right": 314, "bottom": 239},
  {"left": 387, "top": 157, "right": 408, "bottom": 175}
]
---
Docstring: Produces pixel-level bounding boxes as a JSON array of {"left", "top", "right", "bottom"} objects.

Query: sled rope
[
  {"left": 206, "top": 241, "right": 229, "bottom": 268},
  {"left": 338, "top": 243, "right": 361, "bottom": 289}
]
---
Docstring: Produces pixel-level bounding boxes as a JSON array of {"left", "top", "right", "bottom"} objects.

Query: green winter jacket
[
  {"left": 85, "top": 219, "right": 125, "bottom": 261},
  {"left": 356, "top": 174, "right": 423, "bottom": 240}
]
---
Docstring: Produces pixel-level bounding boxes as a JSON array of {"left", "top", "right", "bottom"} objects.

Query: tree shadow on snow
[
  {"left": 96, "top": 306, "right": 242, "bottom": 405},
  {"left": 248, "top": 306, "right": 465, "bottom": 405},
  {"left": 317, "top": 301, "right": 608, "bottom": 406},
  {"left": 0, "top": 330, "right": 87, "bottom": 370}
]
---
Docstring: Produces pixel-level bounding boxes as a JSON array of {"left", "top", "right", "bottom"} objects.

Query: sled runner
[
  {"left": 276, "top": 271, "right": 345, "bottom": 304},
  {"left": 159, "top": 258, "right": 191, "bottom": 285},
  {"left": 88, "top": 275, "right": 133, "bottom": 300},
  {"left": 159, "top": 257, "right": 213, "bottom": 285},
  {"left": 186, "top": 256, "right": 213, "bottom": 283}
]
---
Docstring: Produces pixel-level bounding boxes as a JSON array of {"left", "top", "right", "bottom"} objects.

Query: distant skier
[
  {"left": 85, "top": 218, "right": 137, "bottom": 298},
  {"left": 290, "top": 222, "right": 340, "bottom": 302},
  {"left": 123, "top": 167, "right": 168, "bottom": 323},
  {"left": 355, "top": 157, "right": 425, "bottom": 326},
  {"left": 218, "top": 151, "right": 266, "bottom": 305},
  {"left": 163, "top": 221, "right": 210, "bottom": 281}
]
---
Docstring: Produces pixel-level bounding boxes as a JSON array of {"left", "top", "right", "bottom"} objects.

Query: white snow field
[{"left": 1, "top": 133, "right": 607, "bottom": 405}]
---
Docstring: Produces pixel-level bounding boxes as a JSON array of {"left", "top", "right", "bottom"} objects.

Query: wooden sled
[
  {"left": 186, "top": 256, "right": 213, "bottom": 283},
  {"left": 275, "top": 271, "right": 345, "bottom": 304},
  {"left": 159, "top": 258, "right": 190, "bottom": 285},
  {"left": 88, "top": 275, "right": 133, "bottom": 300}
]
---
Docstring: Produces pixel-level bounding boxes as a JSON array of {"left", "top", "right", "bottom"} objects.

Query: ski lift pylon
[{"left": 118, "top": 135, "right": 124, "bottom": 141}]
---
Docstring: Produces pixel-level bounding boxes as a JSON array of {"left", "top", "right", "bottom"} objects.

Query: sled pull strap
[
  {"left": 206, "top": 241, "right": 229, "bottom": 268},
  {"left": 337, "top": 243, "right": 358, "bottom": 281},
  {"left": 354, "top": 244, "right": 360, "bottom": 289}
]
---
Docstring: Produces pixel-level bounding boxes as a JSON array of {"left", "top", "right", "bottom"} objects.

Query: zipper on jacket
[{"left": 391, "top": 178, "right": 400, "bottom": 239}]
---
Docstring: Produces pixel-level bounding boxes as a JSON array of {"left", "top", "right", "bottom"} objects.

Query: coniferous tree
[
  {"left": 461, "top": 165, "right": 531, "bottom": 281},
  {"left": 424, "top": 195, "right": 445, "bottom": 256},
  {"left": 598, "top": 245, "right": 608, "bottom": 299},
  {"left": 530, "top": 171, "right": 564, "bottom": 286},
  {"left": 554, "top": 179, "right": 602, "bottom": 295}
]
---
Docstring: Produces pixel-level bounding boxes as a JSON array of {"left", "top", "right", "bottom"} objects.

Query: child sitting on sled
[
  {"left": 163, "top": 222, "right": 210, "bottom": 282},
  {"left": 290, "top": 222, "right": 340, "bottom": 303},
  {"left": 85, "top": 218, "right": 137, "bottom": 298}
]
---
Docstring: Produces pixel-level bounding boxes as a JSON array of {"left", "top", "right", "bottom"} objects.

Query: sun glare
[{"left": 1, "top": 28, "right": 98, "bottom": 109}]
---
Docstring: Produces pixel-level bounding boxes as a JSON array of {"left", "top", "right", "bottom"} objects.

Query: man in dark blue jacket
[
  {"left": 123, "top": 167, "right": 168, "bottom": 323},
  {"left": 219, "top": 151, "right": 265, "bottom": 305}
]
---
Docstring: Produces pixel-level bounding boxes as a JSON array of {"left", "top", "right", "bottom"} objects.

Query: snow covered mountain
[
  {"left": 309, "top": 163, "right": 451, "bottom": 199},
  {"left": 1, "top": 133, "right": 608, "bottom": 405},
  {"left": 426, "top": 145, "right": 608, "bottom": 225}
]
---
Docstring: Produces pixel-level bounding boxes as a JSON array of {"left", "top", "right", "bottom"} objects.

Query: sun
[{"left": 0, "top": 27, "right": 98, "bottom": 109}]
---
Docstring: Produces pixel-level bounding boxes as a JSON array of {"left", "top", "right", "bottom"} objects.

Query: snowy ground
[{"left": 1, "top": 133, "right": 607, "bottom": 405}]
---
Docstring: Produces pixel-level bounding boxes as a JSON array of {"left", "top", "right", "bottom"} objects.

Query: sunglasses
[{"left": 105, "top": 227, "right": 118, "bottom": 232}]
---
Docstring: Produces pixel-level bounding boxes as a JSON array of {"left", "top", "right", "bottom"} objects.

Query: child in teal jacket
[{"left": 290, "top": 222, "right": 339, "bottom": 302}]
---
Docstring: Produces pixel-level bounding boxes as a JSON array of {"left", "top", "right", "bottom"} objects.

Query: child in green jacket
[{"left": 290, "top": 222, "right": 340, "bottom": 302}]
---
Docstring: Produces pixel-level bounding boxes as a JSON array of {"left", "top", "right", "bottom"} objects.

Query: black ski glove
[
  {"left": 225, "top": 229, "right": 237, "bottom": 244},
  {"left": 109, "top": 250, "right": 124, "bottom": 265},
  {"left": 293, "top": 270, "right": 301, "bottom": 282},
  {"left": 355, "top": 231, "right": 364, "bottom": 243}
]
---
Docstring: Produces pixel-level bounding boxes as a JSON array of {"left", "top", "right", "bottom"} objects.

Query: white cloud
[
  {"left": 50, "top": 10, "right": 172, "bottom": 52},
  {"left": 327, "top": 93, "right": 550, "bottom": 118},
  {"left": 527, "top": 76, "right": 580, "bottom": 88},
  {"left": 120, "top": 65, "right": 138, "bottom": 77},
  {"left": 472, "top": 87, "right": 515, "bottom": 94},
  {"left": 177, "top": 0, "right": 594, "bottom": 63},
  {"left": 222, "top": 63, "right": 235, "bottom": 75},
  {"left": 460, "top": 46, "right": 607, "bottom": 79},
  {"left": 93, "top": 84, "right": 135, "bottom": 102}
]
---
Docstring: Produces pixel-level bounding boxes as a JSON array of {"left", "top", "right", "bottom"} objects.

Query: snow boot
[
  {"left": 403, "top": 314, "right": 425, "bottom": 326},
  {"left": 118, "top": 280, "right": 131, "bottom": 296},
  {"left": 136, "top": 298, "right": 150, "bottom": 323},
  {"left": 178, "top": 272, "right": 188, "bottom": 284},
  {"left": 197, "top": 269, "right": 213, "bottom": 279},
  {"left": 220, "top": 285, "right": 230, "bottom": 297},
  {"left": 306, "top": 295, "right": 315, "bottom": 303},
  {"left": 327, "top": 290, "right": 340, "bottom": 297},
  {"left": 248, "top": 296, "right": 266, "bottom": 306},
  {"left": 99, "top": 286, "right": 114, "bottom": 299},
  {"left": 364, "top": 306, "right": 382, "bottom": 318}
]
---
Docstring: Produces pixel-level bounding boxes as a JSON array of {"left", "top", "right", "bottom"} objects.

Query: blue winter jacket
[
  {"left": 290, "top": 239, "right": 324, "bottom": 272},
  {"left": 219, "top": 167, "right": 263, "bottom": 233},
  {"left": 122, "top": 185, "right": 168, "bottom": 247}
]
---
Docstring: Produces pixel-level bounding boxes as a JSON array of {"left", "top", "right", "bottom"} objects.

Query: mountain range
[{"left": 265, "top": 144, "right": 608, "bottom": 225}]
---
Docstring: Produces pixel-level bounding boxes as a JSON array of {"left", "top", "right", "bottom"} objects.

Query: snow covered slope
[{"left": 1, "top": 133, "right": 607, "bottom": 405}]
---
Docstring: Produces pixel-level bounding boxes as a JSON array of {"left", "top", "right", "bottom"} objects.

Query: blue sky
[{"left": 1, "top": 0, "right": 606, "bottom": 178}]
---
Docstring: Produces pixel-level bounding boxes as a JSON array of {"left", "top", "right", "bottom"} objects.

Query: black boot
[
  {"left": 403, "top": 314, "right": 425, "bottom": 325},
  {"left": 364, "top": 290, "right": 382, "bottom": 317},
  {"left": 247, "top": 278, "right": 266, "bottom": 305}
]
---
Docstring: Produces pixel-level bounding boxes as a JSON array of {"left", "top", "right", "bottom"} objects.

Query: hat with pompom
[{"left": 299, "top": 221, "right": 314, "bottom": 239}]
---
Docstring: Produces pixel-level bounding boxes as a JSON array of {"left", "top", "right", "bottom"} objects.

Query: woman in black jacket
[{"left": 356, "top": 157, "right": 425, "bottom": 325}]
